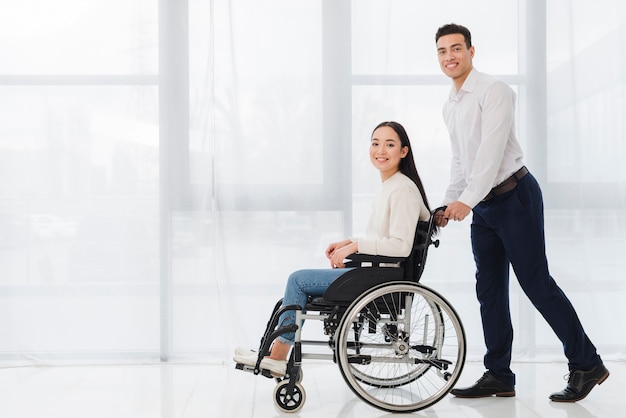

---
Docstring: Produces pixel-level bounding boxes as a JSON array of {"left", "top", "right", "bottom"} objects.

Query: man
[{"left": 434, "top": 23, "right": 608, "bottom": 402}]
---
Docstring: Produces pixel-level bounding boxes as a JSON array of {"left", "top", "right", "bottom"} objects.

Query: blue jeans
[
  {"left": 471, "top": 172, "right": 601, "bottom": 385},
  {"left": 276, "top": 268, "right": 350, "bottom": 345}
]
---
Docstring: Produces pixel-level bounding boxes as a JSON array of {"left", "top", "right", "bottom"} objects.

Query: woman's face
[{"left": 370, "top": 126, "right": 408, "bottom": 180}]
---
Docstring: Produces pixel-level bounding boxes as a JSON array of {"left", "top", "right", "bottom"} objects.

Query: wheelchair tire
[
  {"left": 335, "top": 281, "right": 466, "bottom": 413},
  {"left": 273, "top": 381, "right": 306, "bottom": 413}
]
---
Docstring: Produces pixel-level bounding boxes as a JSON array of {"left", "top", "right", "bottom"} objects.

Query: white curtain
[{"left": 0, "top": 0, "right": 624, "bottom": 365}]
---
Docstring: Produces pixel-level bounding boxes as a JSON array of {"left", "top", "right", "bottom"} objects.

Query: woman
[{"left": 234, "top": 121, "right": 433, "bottom": 376}]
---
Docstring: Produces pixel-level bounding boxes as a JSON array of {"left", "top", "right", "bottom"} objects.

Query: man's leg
[
  {"left": 501, "top": 174, "right": 600, "bottom": 370},
  {"left": 498, "top": 173, "right": 607, "bottom": 401},
  {"left": 470, "top": 210, "right": 516, "bottom": 386}
]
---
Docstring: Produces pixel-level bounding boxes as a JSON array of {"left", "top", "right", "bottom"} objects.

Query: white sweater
[{"left": 355, "top": 172, "right": 430, "bottom": 257}]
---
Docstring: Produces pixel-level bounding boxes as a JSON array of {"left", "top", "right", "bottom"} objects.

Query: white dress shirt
[{"left": 442, "top": 68, "right": 525, "bottom": 208}]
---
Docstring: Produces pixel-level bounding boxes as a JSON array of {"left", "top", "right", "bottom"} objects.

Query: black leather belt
[{"left": 482, "top": 166, "right": 529, "bottom": 202}]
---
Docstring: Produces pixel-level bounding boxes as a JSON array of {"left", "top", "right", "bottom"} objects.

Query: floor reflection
[{"left": 0, "top": 360, "right": 620, "bottom": 417}]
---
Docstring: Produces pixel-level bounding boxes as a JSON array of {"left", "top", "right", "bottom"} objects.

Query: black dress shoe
[
  {"left": 451, "top": 372, "right": 515, "bottom": 398},
  {"left": 550, "top": 363, "right": 610, "bottom": 402}
]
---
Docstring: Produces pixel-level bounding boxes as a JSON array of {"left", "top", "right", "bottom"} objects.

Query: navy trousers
[{"left": 471, "top": 172, "right": 601, "bottom": 386}]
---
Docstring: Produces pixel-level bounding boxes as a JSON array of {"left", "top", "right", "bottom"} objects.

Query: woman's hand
[
  {"left": 329, "top": 241, "right": 358, "bottom": 268},
  {"left": 325, "top": 239, "right": 357, "bottom": 268},
  {"left": 325, "top": 239, "right": 351, "bottom": 259}
]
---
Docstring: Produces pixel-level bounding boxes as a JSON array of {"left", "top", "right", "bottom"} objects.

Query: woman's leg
[
  {"left": 272, "top": 268, "right": 348, "bottom": 357},
  {"left": 268, "top": 340, "right": 291, "bottom": 360}
]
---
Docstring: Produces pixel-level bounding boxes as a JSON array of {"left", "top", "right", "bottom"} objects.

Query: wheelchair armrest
[{"left": 344, "top": 253, "right": 405, "bottom": 268}]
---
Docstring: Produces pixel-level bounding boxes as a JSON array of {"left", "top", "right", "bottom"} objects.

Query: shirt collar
[{"left": 448, "top": 68, "right": 479, "bottom": 101}]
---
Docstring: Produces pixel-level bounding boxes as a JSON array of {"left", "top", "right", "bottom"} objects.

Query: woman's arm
[{"left": 358, "top": 185, "right": 425, "bottom": 257}]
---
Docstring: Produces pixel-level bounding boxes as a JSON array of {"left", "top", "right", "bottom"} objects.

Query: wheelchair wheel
[
  {"left": 335, "top": 281, "right": 465, "bottom": 413},
  {"left": 273, "top": 380, "right": 306, "bottom": 413},
  {"left": 345, "top": 296, "right": 443, "bottom": 388}
]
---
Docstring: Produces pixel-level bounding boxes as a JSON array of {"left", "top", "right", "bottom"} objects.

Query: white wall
[{"left": 0, "top": 0, "right": 624, "bottom": 364}]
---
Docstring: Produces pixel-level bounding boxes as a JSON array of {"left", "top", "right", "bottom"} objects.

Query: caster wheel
[{"left": 273, "top": 381, "right": 306, "bottom": 413}]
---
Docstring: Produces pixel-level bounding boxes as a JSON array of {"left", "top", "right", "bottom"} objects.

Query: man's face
[{"left": 436, "top": 33, "right": 474, "bottom": 86}]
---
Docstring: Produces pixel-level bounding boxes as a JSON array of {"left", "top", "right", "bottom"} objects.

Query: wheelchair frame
[{"left": 235, "top": 208, "right": 466, "bottom": 413}]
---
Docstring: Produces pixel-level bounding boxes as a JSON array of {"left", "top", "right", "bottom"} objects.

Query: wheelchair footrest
[
  {"left": 347, "top": 355, "right": 371, "bottom": 365},
  {"left": 235, "top": 362, "right": 279, "bottom": 379},
  {"left": 414, "top": 358, "right": 453, "bottom": 370},
  {"left": 411, "top": 344, "right": 435, "bottom": 355}
]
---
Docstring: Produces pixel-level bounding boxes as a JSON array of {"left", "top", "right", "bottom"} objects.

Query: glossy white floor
[{"left": 0, "top": 360, "right": 621, "bottom": 418}]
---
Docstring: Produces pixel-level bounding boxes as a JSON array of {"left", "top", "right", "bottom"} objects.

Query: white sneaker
[
  {"left": 233, "top": 354, "right": 287, "bottom": 378},
  {"left": 233, "top": 353, "right": 257, "bottom": 366},
  {"left": 260, "top": 358, "right": 287, "bottom": 377},
  {"left": 235, "top": 347, "right": 257, "bottom": 357}
]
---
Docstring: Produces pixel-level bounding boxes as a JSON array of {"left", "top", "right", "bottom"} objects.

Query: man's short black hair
[{"left": 435, "top": 23, "right": 472, "bottom": 48}]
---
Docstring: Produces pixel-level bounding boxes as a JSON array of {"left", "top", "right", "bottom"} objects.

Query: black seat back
[{"left": 402, "top": 215, "right": 438, "bottom": 282}]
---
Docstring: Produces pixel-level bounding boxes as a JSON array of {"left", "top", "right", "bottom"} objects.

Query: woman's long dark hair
[{"left": 372, "top": 121, "right": 432, "bottom": 214}]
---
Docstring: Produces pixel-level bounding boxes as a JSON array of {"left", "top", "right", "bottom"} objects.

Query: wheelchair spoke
[{"left": 335, "top": 282, "right": 466, "bottom": 413}]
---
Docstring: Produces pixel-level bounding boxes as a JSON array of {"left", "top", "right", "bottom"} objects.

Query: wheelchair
[{"left": 234, "top": 209, "right": 466, "bottom": 413}]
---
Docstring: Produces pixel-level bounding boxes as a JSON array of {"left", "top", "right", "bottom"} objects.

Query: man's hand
[
  {"left": 434, "top": 209, "right": 449, "bottom": 227},
  {"left": 444, "top": 201, "right": 471, "bottom": 222}
]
